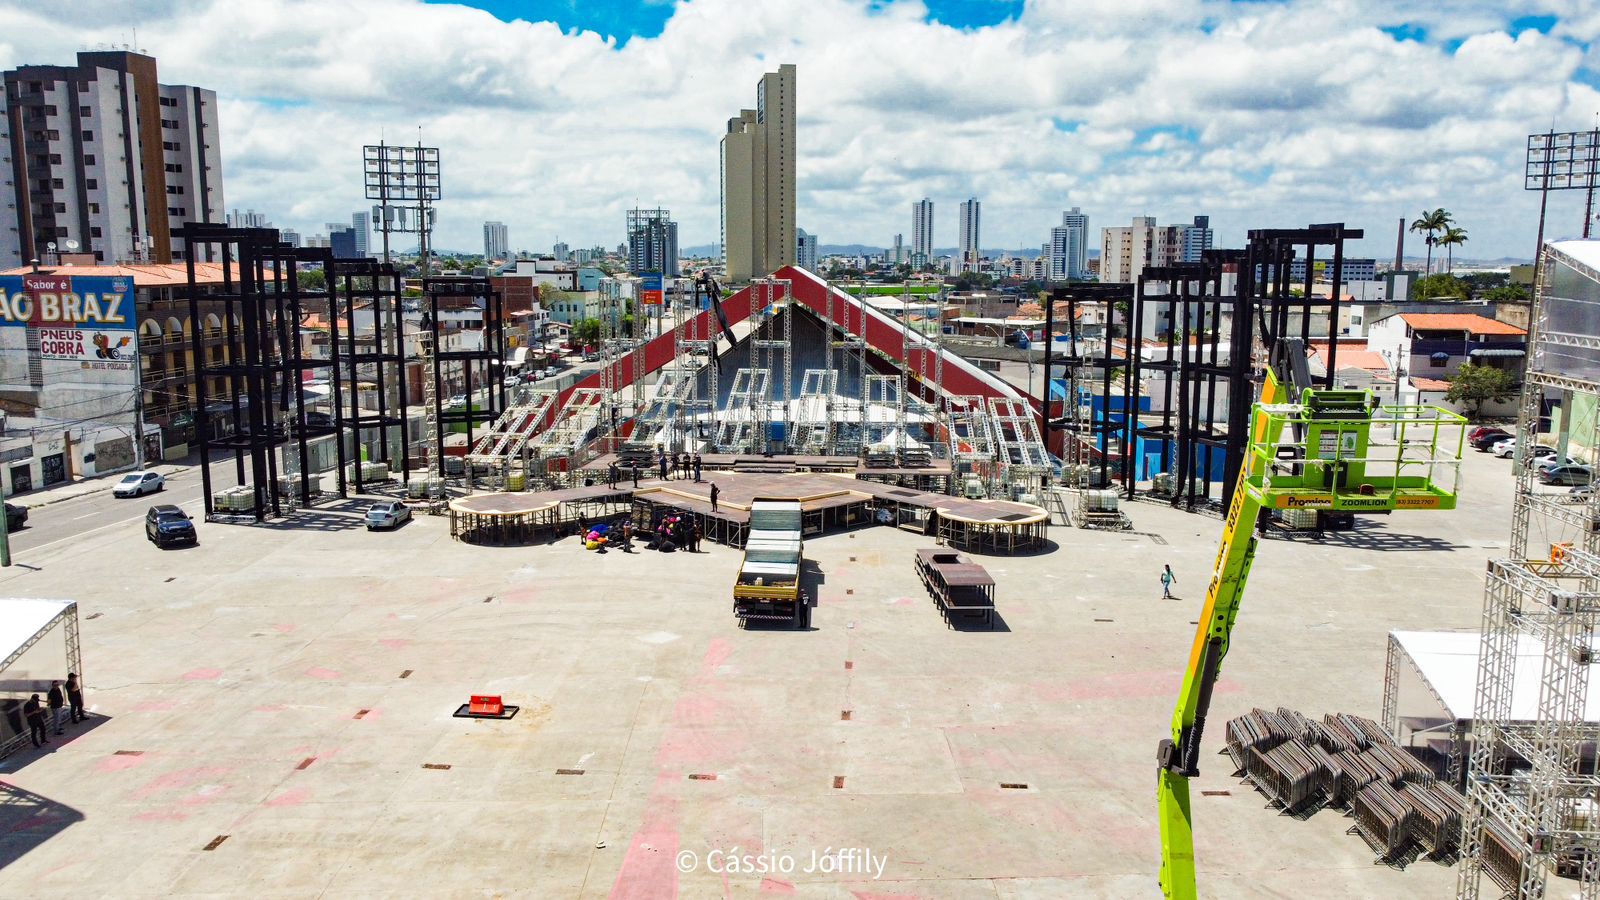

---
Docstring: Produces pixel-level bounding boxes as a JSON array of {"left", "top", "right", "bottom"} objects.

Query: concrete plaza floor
[{"left": 0, "top": 440, "right": 1523, "bottom": 897}]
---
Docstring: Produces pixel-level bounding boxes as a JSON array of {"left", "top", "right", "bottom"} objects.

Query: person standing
[
  {"left": 66, "top": 673, "right": 84, "bottom": 723},
  {"left": 620, "top": 521, "right": 634, "bottom": 553},
  {"left": 693, "top": 454, "right": 703, "bottom": 483},
  {"left": 23, "top": 694, "right": 47, "bottom": 747},
  {"left": 694, "top": 521, "right": 704, "bottom": 553},
  {"left": 709, "top": 483, "right": 720, "bottom": 513},
  {"left": 608, "top": 462, "right": 619, "bottom": 488},
  {"left": 47, "top": 680, "right": 65, "bottom": 735},
  {"left": 1161, "top": 565, "right": 1177, "bottom": 600},
  {"left": 657, "top": 449, "right": 668, "bottom": 481},
  {"left": 631, "top": 465, "right": 640, "bottom": 488}
]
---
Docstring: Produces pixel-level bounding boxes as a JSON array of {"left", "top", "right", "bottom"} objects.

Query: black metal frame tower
[{"left": 421, "top": 276, "right": 506, "bottom": 473}]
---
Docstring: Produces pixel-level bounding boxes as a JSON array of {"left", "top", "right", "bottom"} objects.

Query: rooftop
[
  {"left": 0, "top": 263, "right": 234, "bottom": 288},
  {"left": 1395, "top": 312, "right": 1526, "bottom": 336}
]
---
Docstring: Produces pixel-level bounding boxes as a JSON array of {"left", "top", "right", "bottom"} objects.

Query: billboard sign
[
  {"left": 0, "top": 274, "right": 138, "bottom": 371},
  {"left": 640, "top": 273, "right": 664, "bottom": 306}
]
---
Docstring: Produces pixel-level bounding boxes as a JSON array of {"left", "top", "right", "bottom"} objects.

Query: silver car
[{"left": 365, "top": 500, "right": 412, "bottom": 531}]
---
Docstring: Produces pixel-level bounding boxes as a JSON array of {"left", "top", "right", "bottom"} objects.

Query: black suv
[
  {"left": 4, "top": 502, "right": 25, "bottom": 533},
  {"left": 145, "top": 504, "right": 197, "bottom": 547}
]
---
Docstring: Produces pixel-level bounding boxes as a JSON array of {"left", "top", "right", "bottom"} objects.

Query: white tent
[{"left": 1, "top": 598, "right": 81, "bottom": 758}]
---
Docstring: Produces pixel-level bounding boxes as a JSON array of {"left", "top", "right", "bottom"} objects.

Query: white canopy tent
[{"left": 1, "top": 598, "right": 81, "bottom": 758}]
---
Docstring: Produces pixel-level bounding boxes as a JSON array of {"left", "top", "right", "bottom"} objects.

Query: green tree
[
  {"left": 1480, "top": 285, "right": 1531, "bottom": 303},
  {"left": 572, "top": 318, "right": 602, "bottom": 346},
  {"left": 1438, "top": 225, "right": 1468, "bottom": 273},
  {"left": 1411, "top": 273, "right": 1470, "bottom": 301},
  {"left": 1460, "top": 271, "right": 1510, "bottom": 295},
  {"left": 1446, "top": 363, "right": 1518, "bottom": 419},
  {"left": 1409, "top": 208, "right": 1452, "bottom": 274},
  {"left": 296, "top": 268, "right": 326, "bottom": 291}
]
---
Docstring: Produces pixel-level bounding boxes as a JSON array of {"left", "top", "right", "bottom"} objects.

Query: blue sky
[{"left": 8, "top": 1, "right": 1599, "bottom": 259}]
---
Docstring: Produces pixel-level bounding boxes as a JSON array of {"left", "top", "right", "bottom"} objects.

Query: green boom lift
[{"left": 1156, "top": 340, "right": 1466, "bottom": 899}]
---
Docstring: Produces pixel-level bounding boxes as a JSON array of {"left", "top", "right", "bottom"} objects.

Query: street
[{"left": 6, "top": 469, "right": 207, "bottom": 559}]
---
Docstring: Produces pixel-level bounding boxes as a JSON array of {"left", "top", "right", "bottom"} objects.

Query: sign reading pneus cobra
[{"left": 0, "top": 274, "right": 137, "bottom": 370}]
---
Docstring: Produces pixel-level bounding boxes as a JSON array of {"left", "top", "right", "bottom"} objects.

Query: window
[
  {"left": 49, "top": 153, "right": 60, "bottom": 164},
  {"left": 85, "top": 178, "right": 97, "bottom": 189},
  {"left": 94, "top": 250, "right": 103, "bottom": 261},
  {"left": 90, "top": 226, "right": 102, "bottom": 238},
  {"left": 50, "top": 178, "right": 63, "bottom": 189},
  {"left": 27, "top": 81, "right": 41, "bottom": 93},
  {"left": 80, "top": 130, "right": 92, "bottom": 141},
  {"left": 87, "top": 202, "right": 99, "bottom": 214},
  {"left": 164, "top": 163, "right": 183, "bottom": 173},
  {"left": 167, "top": 207, "right": 186, "bottom": 216},
  {"left": 159, "top": 96, "right": 176, "bottom": 107},
  {"left": 79, "top": 105, "right": 91, "bottom": 117},
  {"left": 77, "top": 81, "right": 89, "bottom": 93},
  {"left": 54, "top": 202, "right": 65, "bottom": 213},
  {"left": 160, "top": 118, "right": 178, "bottom": 129},
  {"left": 46, "top": 130, "right": 59, "bottom": 140},
  {"left": 43, "top": 105, "right": 57, "bottom": 115},
  {"left": 83, "top": 154, "right": 94, "bottom": 165},
  {"left": 162, "top": 141, "right": 180, "bottom": 151},
  {"left": 33, "top": 155, "right": 47, "bottom": 167},
  {"left": 166, "top": 185, "right": 184, "bottom": 195}
]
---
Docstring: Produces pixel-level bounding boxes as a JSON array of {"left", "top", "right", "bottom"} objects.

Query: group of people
[
  {"left": 21, "top": 674, "right": 85, "bottom": 748},
  {"left": 642, "top": 512, "right": 703, "bottom": 552},
  {"left": 655, "top": 450, "right": 703, "bottom": 484}
]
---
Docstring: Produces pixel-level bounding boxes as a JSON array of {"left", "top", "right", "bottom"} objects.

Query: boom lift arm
[{"left": 1155, "top": 340, "right": 1465, "bottom": 899}]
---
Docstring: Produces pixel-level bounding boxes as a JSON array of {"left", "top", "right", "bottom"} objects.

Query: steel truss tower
[{"left": 1459, "top": 240, "right": 1600, "bottom": 899}]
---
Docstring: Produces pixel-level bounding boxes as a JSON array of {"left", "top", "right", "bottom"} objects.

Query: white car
[
  {"left": 502, "top": 375, "right": 521, "bottom": 388},
  {"left": 365, "top": 500, "right": 412, "bottom": 531},
  {"left": 1491, "top": 439, "right": 1517, "bottom": 458},
  {"left": 113, "top": 471, "right": 164, "bottom": 497}
]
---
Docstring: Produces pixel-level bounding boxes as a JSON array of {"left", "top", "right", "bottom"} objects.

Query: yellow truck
[{"left": 733, "top": 499, "right": 809, "bottom": 629}]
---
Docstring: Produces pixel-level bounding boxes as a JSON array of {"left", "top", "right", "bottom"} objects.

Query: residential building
[
  {"left": 627, "top": 208, "right": 679, "bottom": 277},
  {"left": 1178, "top": 215, "right": 1212, "bottom": 263},
  {"left": 226, "top": 209, "right": 269, "bottom": 229},
  {"left": 958, "top": 198, "right": 981, "bottom": 270},
  {"left": 1100, "top": 216, "right": 1164, "bottom": 285},
  {"left": 1, "top": 50, "right": 224, "bottom": 267},
  {"left": 1364, "top": 312, "right": 1527, "bottom": 381},
  {"left": 796, "top": 228, "right": 818, "bottom": 271},
  {"left": 280, "top": 229, "right": 301, "bottom": 248},
  {"left": 912, "top": 198, "right": 934, "bottom": 262},
  {"left": 482, "top": 221, "right": 508, "bottom": 260},
  {"left": 553, "top": 240, "right": 569, "bottom": 261},
  {"left": 720, "top": 63, "right": 796, "bottom": 282},
  {"left": 890, "top": 233, "right": 905, "bottom": 265},
  {"left": 350, "top": 211, "right": 369, "bottom": 257},
  {"left": 329, "top": 227, "right": 361, "bottom": 260}
]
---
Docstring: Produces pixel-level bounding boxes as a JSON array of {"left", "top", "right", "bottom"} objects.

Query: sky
[{"left": 6, "top": 0, "right": 1600, "bottom": 261}]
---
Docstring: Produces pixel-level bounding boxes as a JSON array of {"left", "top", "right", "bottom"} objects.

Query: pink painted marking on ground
[
  {"left": 378, "top": 638, "right": 409, "bottom": 650},
  {"left": 254, "top": 704, "right": 287, "bottom": 713},
  {"left": 133, "top": 766, "right": 233, "bottom": 799},
  {"left": 181, "top": 667, "right": 222, "bottom": 681},
  {"left": 849, "top": 893, "right": 923, "bottom": 900},
  {"left": 273, "top": 623, "right": 296, "bottom": 633},
  {"left": 671, "top": 694, "right": 720, "bottom": 727},
  {"left": 96, "top": 754, "right": 146, "bottom": 773},
  {"left": 608, "top": 798, "right": 680, "bottom": 900},
  {"left": 699, "top": 637, "right": 733, "bottom": 677},
  {"left": 133, "top": 809, "right": 188, "bottom": 823},
  {"left": 889, "top": 596, "right": 915, "bottom": 607},
  {"left": 267, "top": 788, "right": 311, "bottom": 807},
  {"left": 759, "top": 877, "right": 796, "bottom": 893},
  {"left": 178, "top": 784, "right": 229, "bottom": 807},
  {"left": 305, "top": 667, "right": 341, "bottom": 680},
  {"left": 134, "top": 700, "right": 176, "bottom": 712}
]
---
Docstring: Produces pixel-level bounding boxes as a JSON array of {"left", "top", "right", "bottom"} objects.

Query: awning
[{"left": 1469, "top": 348, "right": 1526, "bottom": 358}]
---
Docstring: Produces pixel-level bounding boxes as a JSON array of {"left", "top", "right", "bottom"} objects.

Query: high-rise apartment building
[
  {"left": 796, "top": 228, "right": 818, "bottom": 271},
  {"left": 1178, "top": 215, "right": 1212, "bottom": 263},
  {"left": 350, "top": 211, "right": 369, "bottom": 257},
  {"left": 720, "top": 63, "right": 796, "bottom": 282},
  {"left": 627, "top": 208, "right": 679, "bottom": 276},
  {"left": 553, "top": 240, "right": 569, "bottom": 261},
  {"left": 1100, "top": 216, "right": 1164, "bottom": 285},
  {"left": 1050, "top": 206, "right": 1089, "bottom": 281},
  {"left": 0, "top": 50, "right": 223, "bottom": 266},
  {"left": 958, "top": 198, "right": 981, "bottom": 270},
  {"left": 912, "top": 198, "right": 934, "bottom": 263},
  {"left": 483, "top": 221, "right": 509, "bottom": 260},
  {"left": 227, "top": 208, "right": 269, "bottom": 229},
  {"left": 891, "top": 233, "right": 905, "bottom": 265}
]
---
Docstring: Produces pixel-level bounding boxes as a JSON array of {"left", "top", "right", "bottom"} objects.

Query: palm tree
[
  {"left": 1409, "top": 208, "right": 1452, "bottom": 273},
  {"left": 1438, "top": 226, "right": 1468, "bottom": 273}
]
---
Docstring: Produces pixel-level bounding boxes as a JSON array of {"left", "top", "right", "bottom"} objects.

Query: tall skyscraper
[
  {"left": 627, "top": 208, "right": 679, "bottom": 276},
  {"left": 911, "top": 198, "right": 934, "bottom": 263},
  {"left": 1050, "top": 206, "right": 1090, "bottom": 281},
  {"left": 483, "top": 221, "right": 509, "bottom": 260},
  {"left": 796, "top": 228, "right": 818, "bottom": 271},
  {"left": 351, "top": 212, "right": 370, "bottom": 257},
  {"left": 958, "top": 198, "right": 981, "bottom": 270},
  {"left": 892, "top": 233, "right": 905, "bottom": 265},
  {"left": 1100, "top": 216, "right": 1163, "bottom": 285},
  {"left": 720, "top": 63, "right": 796, "bottom": 282},
  {"left": 553, "top": 240, "right": 569, "bottom": 261},
  {"left": 227, "top": 209, "right": 270, "bottom": 229},
  {"left": 1178, "top": 215, "right": 1213, "bottom": 263},
  {"left": 0, "top": 50, "right": 224, "bottom": 266}
]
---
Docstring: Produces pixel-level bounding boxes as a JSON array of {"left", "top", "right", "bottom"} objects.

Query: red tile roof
[
  {"left": 1410, "top": 376, "right": 1452, "bottom": 391},
  {"left": 1397, "top": 313, "right": 1526, "bottom": 336},
  {"left": 0, "top": 262, "right": 239, "bottom": 287}
]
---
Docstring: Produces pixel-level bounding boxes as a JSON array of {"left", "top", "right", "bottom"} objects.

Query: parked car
[
  {"left": 1540, "top": 464, "right": 1595, "bottom": 486},
  {"left": 113, "top": 471, "right": 165, "bottom": 497},
  {"left": 5, "top": 502, "right": 26, "bottom": 532},
  {"left": 502, "top": 375, "right": 521, "bottom": 388},
  {"left": 1468, "top": 425, "right": 1512, "bottom": 443},
  {"left": 365, "top": 500, "right": 412, "bottom": 531},
  {"left": 1568, "top": 484, "right": 1595, "bottom": 503},
  {"left": 1522, "top": 445, "right": 1559, "bottom": 465},
  {"left": 302, "top": 411, "right": 335, "bottom": 428},
  {"left": 1470, "top": 430, "right": 1514, "bottom": 452},
  {"left": 1535, "top": 454, "right": 1586, "bottom": 472},
  {"left": 145, "top": 504, "right": 197, "bottom": 547}
]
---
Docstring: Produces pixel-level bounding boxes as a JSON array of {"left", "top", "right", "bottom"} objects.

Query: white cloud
[{"left": 1, "top": 0, "right": 1595, "bottom": 259}]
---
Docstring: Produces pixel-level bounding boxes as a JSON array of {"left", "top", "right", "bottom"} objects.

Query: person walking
[
  {"left": 23, "top": 694, "right": 47, "bottom": 747},
  {"left": 66, "top": 673, "right": 84, "bottom": 723},
  {"left": 709, "top": 482, "right": 720, "bottom": 513},
  {"left": 693, "top": 454, "right": 702, "bottom": 483},
  {"left": 47, "top": 680, "right": 65, "bottom": 735},
  {"left": 1160, "top": 565, "right": 1177, "bottom": 600}
]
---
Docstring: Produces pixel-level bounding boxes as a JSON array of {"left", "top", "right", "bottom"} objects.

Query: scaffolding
[
  {"left": 987, "top": 396, "right": 1052, "bottom": 499},
  {"left": 1459, "top": 240, "right": 1600, "bottom": 899},
  {"left": 792, "top": 370, "right": 839, "bottom": 455},
  {"left": 463, "top": 390, "right": 557, "bottom": 489},
  {"left": 714, "top": 368, "right": 770, "bottom": 453},
  {"left": 749, "top": 279, "right": 792, "bottom": 454},
  {"left": 531, "top": 388, "right": 607, "bottom": 483}
]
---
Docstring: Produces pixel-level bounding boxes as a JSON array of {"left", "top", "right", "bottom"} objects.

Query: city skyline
[{"left": 5, "top": 2, "right": 1597, "bottom": 261}]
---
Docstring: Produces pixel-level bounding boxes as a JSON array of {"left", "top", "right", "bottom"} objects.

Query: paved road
[{"left": 6, "top": 470, "right": 208, "bottom": 559}]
